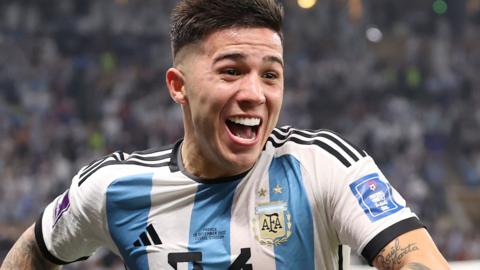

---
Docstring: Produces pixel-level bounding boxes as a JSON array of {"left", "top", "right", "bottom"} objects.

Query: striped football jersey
[{"left": 35, "top": 126, "right": 423, "bottom": 269}]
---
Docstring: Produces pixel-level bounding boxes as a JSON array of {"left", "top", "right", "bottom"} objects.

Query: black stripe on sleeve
[
  {"left": 79, "top": 157, "right": 107, "bottom": 179},
  {"left": 268, "top": 135, "right": 351, "bottom": 167},
  {"left": 292, "top": 129, "right": 362, "bottom": 162},
  {"left": 319, "top": 130, "right": 367, "bottom": 157},
  {"left": 338, "top": 245, "right": 343, "bottom": 270},
  {"left": 269, "top": 128, "right": 369, "bottom": 167},
  {"left": 361, "top": 217, "right": 425, "bottom": 266},
  {"left": 34, "top": 213, "right": 89, "bottom": 265},
  {"left": 317, "top": 132, "right": 359, "bottom": 162},
  {"left": 78, "top": 159, "right": 118, "bottom": 186},
  {"left": 271, "top": 128, "right": 366, "bottom": 161},
  {"left": 317, "top": 129, "right": 367, "bottom": 158}
]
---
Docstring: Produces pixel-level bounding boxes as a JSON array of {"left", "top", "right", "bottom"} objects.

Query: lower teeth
[{"left": 235, "top": 132, "right": 255, "bottom": 140}]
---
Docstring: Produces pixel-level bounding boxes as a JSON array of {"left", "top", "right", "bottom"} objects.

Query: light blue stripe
[
  {"left": 269, "top": 155, "right": 315, "bottom": 270},
  {"left": 188, "top": 180, "right": 241, "bottom": 269},
  {"left": 106, "top": 173, "right": 153, "bottom": 270}
]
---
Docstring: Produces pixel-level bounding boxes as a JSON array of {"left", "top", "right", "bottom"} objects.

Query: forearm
[
  {"left": 400, "top": 262, "right": 432, "bottom": 270},
  {"left": 373, "top": 228, "right": 449, "bottom": 270},
  {"left": 1, "top": 224, "right": 59, "bottom": 270}
]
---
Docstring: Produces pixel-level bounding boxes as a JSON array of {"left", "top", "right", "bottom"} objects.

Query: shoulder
[
  {"left": 75, "top": 142, "right": 179, "bottom": 189},
  {"left": 266, "top": 126, "right": 368, "bottom": 168}
]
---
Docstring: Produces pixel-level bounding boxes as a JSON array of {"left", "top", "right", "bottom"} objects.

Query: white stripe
[
  {"left": 126, "top": 157, "right": 170, "bottom": 165},
  {"left": 147, "top": 173, "right": 197, "bottom": 269},
  {"left": 230, "top": 153, "right": 275, "bottom": 269},
  {"left": 132, "top": 149, "right": 173, "bottom": 158}
]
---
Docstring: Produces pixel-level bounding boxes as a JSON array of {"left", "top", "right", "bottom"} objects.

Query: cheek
[
  {"left": 196, "top": 93, "right": 225, "bottom": 116},
  {"left": 190, "top": 90, "right": 229, "bottom": 130},
  {"left": 191, "top": 75, "right": 226, "bottom": 109},
  {"left": 197, "top": 83, "right": 232, "bottom": 114},
  {"left": 268, "top": 89, "right": 284, "bottom": 113}
]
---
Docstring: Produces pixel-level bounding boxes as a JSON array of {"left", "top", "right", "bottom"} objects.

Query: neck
[
  {"left": 181, "top": 137, "right": 252, "bottom": 179},
  {"left": 181, "top": 138, "right": 222, "bottom": 179}
]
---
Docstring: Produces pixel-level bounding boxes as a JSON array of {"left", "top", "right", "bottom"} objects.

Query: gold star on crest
[
  {"left": 273, "top": 184, "right": 282, "bottom": 194},
  {"left": 258, "top": 188, "right": 267, "bottom": 197}
]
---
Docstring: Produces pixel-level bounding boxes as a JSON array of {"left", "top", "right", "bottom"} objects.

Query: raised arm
[
  {"left": 373, "top": 228, "right": 449, "bottom": 270},
  {"left": 1, "top": 224, "right": 59, "bottom": 270}
]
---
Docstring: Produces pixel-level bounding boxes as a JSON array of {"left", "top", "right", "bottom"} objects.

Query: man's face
[{"left": 170, "top": 27, "right": 284, "bottom": 178}]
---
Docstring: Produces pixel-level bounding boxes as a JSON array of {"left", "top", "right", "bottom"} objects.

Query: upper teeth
[{"left": 229, "top": 117, "right": 260, "bottom": 126}]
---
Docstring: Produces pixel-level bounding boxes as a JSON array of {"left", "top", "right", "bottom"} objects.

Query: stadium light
[
  {"left": 297, "top": 0, "right": 317, "bottom": 9},
  {"left": 366, "top": 26, "right": 382, "bottom": 43}
]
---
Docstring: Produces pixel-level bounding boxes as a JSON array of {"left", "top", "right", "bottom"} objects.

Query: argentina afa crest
[{"left": 252, "top": 201, "right": 292, "bottom": 246}]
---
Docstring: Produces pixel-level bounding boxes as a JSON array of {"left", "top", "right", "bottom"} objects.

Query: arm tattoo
[
  {"left": 403, "top": 262, "right": 431, "bottom": 270},
  {"left": 375, "top": 239, "right": 420, "bottom": 270},
  {"left": 1, "top": 232, "right": 59, "bottom": 270}
]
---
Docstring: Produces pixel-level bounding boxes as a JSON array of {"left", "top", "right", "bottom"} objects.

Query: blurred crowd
[{"left": 1, "top": 0, "right": 480, "bottom": 268}]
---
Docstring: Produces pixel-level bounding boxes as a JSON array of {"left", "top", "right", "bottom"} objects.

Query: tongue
[{"left": 227, "top": 122, "right": 256, "bottom": 139}]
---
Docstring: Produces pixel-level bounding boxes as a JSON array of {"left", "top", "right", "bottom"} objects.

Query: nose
[{"left": 237, "top": 73, "right": 266, "bottom": 106}]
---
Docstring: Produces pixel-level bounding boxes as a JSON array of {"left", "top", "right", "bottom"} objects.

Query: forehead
[{"left": 200, "top": 27, "right": 283, "bottom": 60}]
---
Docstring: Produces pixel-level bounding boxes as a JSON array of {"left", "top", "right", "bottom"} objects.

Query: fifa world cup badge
[{"left": 252, "top": 201, "right": 292, "bottom": 246}]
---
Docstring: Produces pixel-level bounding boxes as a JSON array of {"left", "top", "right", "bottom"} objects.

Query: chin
[
  {"left": 222, "top": 149, "right": 260, "bottom": 174},
  {"left": 217, "top": 128, "right": 266, "bottom": 175}
]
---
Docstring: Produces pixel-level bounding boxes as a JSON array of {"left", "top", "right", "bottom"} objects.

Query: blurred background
[{"left": 0, "top": 0, "right": 479, "bottom": 268}]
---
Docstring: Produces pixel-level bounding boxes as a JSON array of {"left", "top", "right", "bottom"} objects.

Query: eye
[
  {"left": 221, "top": 68, "right": 241, "bottom": 76},
  {"left": 262, "top": 71, "right": 278, "bottom": 80}
]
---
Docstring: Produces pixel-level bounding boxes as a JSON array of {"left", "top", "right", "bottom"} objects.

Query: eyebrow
[
  {"left": 213, "top": 53, "right": 245, "bottom": 64},
  {"left": 263, "top": 55, "right": 284, "bottom": 68},
  {"left": 213, "top": 52, "right": 284, "bottom": 67}
]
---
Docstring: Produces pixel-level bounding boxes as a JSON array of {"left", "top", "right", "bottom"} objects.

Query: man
[{"left": 1, "top": 0, "right": 449, "bottom": 269}]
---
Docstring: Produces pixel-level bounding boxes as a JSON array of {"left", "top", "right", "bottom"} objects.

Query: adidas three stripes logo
[{"left": 133, "top": 224, "right": 162, "bottom": 247}]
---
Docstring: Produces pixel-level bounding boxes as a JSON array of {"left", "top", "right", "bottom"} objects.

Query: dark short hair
[{"left": 170, "top": 0, "right": 284, "bottom": 59}]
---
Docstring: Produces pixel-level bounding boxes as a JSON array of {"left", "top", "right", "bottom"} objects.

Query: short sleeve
[
  {"left": 329, "top": 156, "right": 424, "bottom": 265},
  {"left": 35, "top": 167, "right": 107, "bottom": 264}
]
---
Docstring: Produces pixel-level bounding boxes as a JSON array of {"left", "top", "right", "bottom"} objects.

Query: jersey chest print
[{"left": 105, "top": 155, "right": 314, "bottom": 269}]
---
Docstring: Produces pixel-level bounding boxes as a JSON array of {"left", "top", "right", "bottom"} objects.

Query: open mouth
[{"left": 226, "top": 116, "right": 261, "bottom": 141}]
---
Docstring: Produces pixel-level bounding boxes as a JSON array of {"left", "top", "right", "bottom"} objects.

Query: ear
[{"left": 166, "top": 67, "right": 187, "bottom": 104}]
